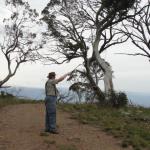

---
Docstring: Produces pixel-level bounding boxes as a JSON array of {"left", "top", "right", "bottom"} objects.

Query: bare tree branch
[
  {"left": 0, "top": 0, "right": 44, "bottom": 87},
  {"left": 121, "top": 0, "right": 150, "bottom": 60}
]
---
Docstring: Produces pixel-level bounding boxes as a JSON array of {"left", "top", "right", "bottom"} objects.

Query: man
[{"left": 45, "top": 71, "right": 70, "bottom": 134}]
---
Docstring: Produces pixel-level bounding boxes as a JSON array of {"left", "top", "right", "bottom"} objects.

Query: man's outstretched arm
[{"left": 55, "top": 72, "right": 71, "bottom": 84}]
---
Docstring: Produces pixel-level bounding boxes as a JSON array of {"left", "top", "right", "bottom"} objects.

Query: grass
[
  {"left": 59, "top": 103, "right": 150, "bottom": 150},
  {"left": 0, "top": 95, "right": 42, "bottom": 109}
]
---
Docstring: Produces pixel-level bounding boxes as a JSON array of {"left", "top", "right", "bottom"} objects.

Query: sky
[{"left": 0, "top": 0, "right": 150, "bottom": 94}]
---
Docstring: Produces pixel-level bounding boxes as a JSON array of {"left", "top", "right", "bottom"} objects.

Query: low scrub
[
  {"left": 97, "top": 90, "right": 129, "bottom": 107},
  {"left": 0, "top": 93, "right": 41, "bottom": 108},
  {"left": 108, "top": 91, "right": 128, "bottom": 107},
  {"left": 59, "top": 104, "right": 150, "bottom": 150}
]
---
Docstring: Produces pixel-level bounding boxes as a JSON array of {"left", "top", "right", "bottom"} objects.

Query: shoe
[{"left": 49, "top": 130, "right": 59, "bottom": 134}]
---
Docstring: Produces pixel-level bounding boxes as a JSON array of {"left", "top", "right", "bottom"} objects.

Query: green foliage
[
  {"left": 0, "top": 91, "right": 14, "bottom": 98},
  {"left": 102, "top": 0, "right": 136, "bottom": 10},
  {"left": 117, "top": 92, "right": 128, "bottom": 106},
  {"left": 96, "top": 90, "right": 128, "bottom": 107},
  {"left": 46, "top": 0, "right": 61, "bottom": 7},
  {"left": 108, "top": 91, "right": 128, "bottom": 107},
  {"left": 59, "top": 103, "right": 150, "bottom": 150},
  {"left": 5, "top": 0, "right": 25, "bottom": 6}
]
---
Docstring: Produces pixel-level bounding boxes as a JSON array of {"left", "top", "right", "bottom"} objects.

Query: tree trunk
[
  {"left": 0, "top": 75, "right": 12, "bottom": 88},
  {"left": 93, "top": 38, "right": 114, "bottom": 98},
  {"left": 84, "top": 58, "right": 105, "bottom": 102},
  {"left": 0, "top": 63, "right": 20, "bottom": 88}
]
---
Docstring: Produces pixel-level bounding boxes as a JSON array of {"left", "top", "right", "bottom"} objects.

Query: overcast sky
[{"left": 0, "top": 0, "right": 150, "bottom": 94}]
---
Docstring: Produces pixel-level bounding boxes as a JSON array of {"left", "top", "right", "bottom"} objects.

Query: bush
[
  {"left": 108, "top": 91, "right": 128, "bottom": 107},
  {"left": 118, "top": 92, "right": 128, "bottom": 106},
  {"left": 0, "top": 91, "right": 14, "bottom": 98}
]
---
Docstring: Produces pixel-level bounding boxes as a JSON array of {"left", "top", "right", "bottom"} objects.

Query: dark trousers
[{"left": 45, "top": 95, "right": 57, "bottom": 131}]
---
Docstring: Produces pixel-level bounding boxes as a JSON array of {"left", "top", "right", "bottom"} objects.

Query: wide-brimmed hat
[{"left": 47, "top": 72, "right": 56, "bottom": 78}]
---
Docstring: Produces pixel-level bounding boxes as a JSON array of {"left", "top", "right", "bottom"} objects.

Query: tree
[
  {"left": 42, "top": 0, "right": 140, "bottom": 104},
  {"left": 119, "top": 0, "right": 150, "bottom": 60},
  {"left": 0, "top": 0, "right": 43, "bottom": 87}
]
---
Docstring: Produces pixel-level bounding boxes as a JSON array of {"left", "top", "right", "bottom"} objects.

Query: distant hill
[
  {"left": 0, "top": 86, "right": 150, "bottom": 107},
  {"left": 0, "top": 86, "right": 45, "bottom": 100}
]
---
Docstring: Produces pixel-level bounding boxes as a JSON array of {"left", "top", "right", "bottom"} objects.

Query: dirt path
[{"left": 0, "top": 104, "right": 132, "bottom": 150}]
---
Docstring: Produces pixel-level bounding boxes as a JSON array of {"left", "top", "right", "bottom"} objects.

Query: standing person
[{"left": 45, "top": 71, "right": 70, "bottom": 134}]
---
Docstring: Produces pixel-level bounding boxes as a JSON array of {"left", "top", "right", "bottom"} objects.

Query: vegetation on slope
[
  {"left": 0, "top": 92, "right": 40, "bottom": 108},
  {"left": 59, "top": 104, "right": 150, "bottom": 150}
]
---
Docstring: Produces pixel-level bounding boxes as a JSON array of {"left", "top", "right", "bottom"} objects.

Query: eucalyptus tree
[
  {"left": 120, "top": 0, "right": 150, "bottom": 60},
  {"left": 42, "top": 0, "right": 141, "bottom": 103},
  {"left": 0, "top": 0, "right": 43, "bottom": 87}
]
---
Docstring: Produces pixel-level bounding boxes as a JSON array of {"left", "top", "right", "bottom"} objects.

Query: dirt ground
[{"left": 0, "top": 104, "right": 133, "bottom": 150}]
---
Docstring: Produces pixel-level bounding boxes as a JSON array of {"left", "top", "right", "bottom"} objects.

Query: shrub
[
  {"left": 0, "top": 91, "right": 14, "bottom": 98},
  {"left": 108, "top": 91, "right": 128, "bottom": 107}
]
